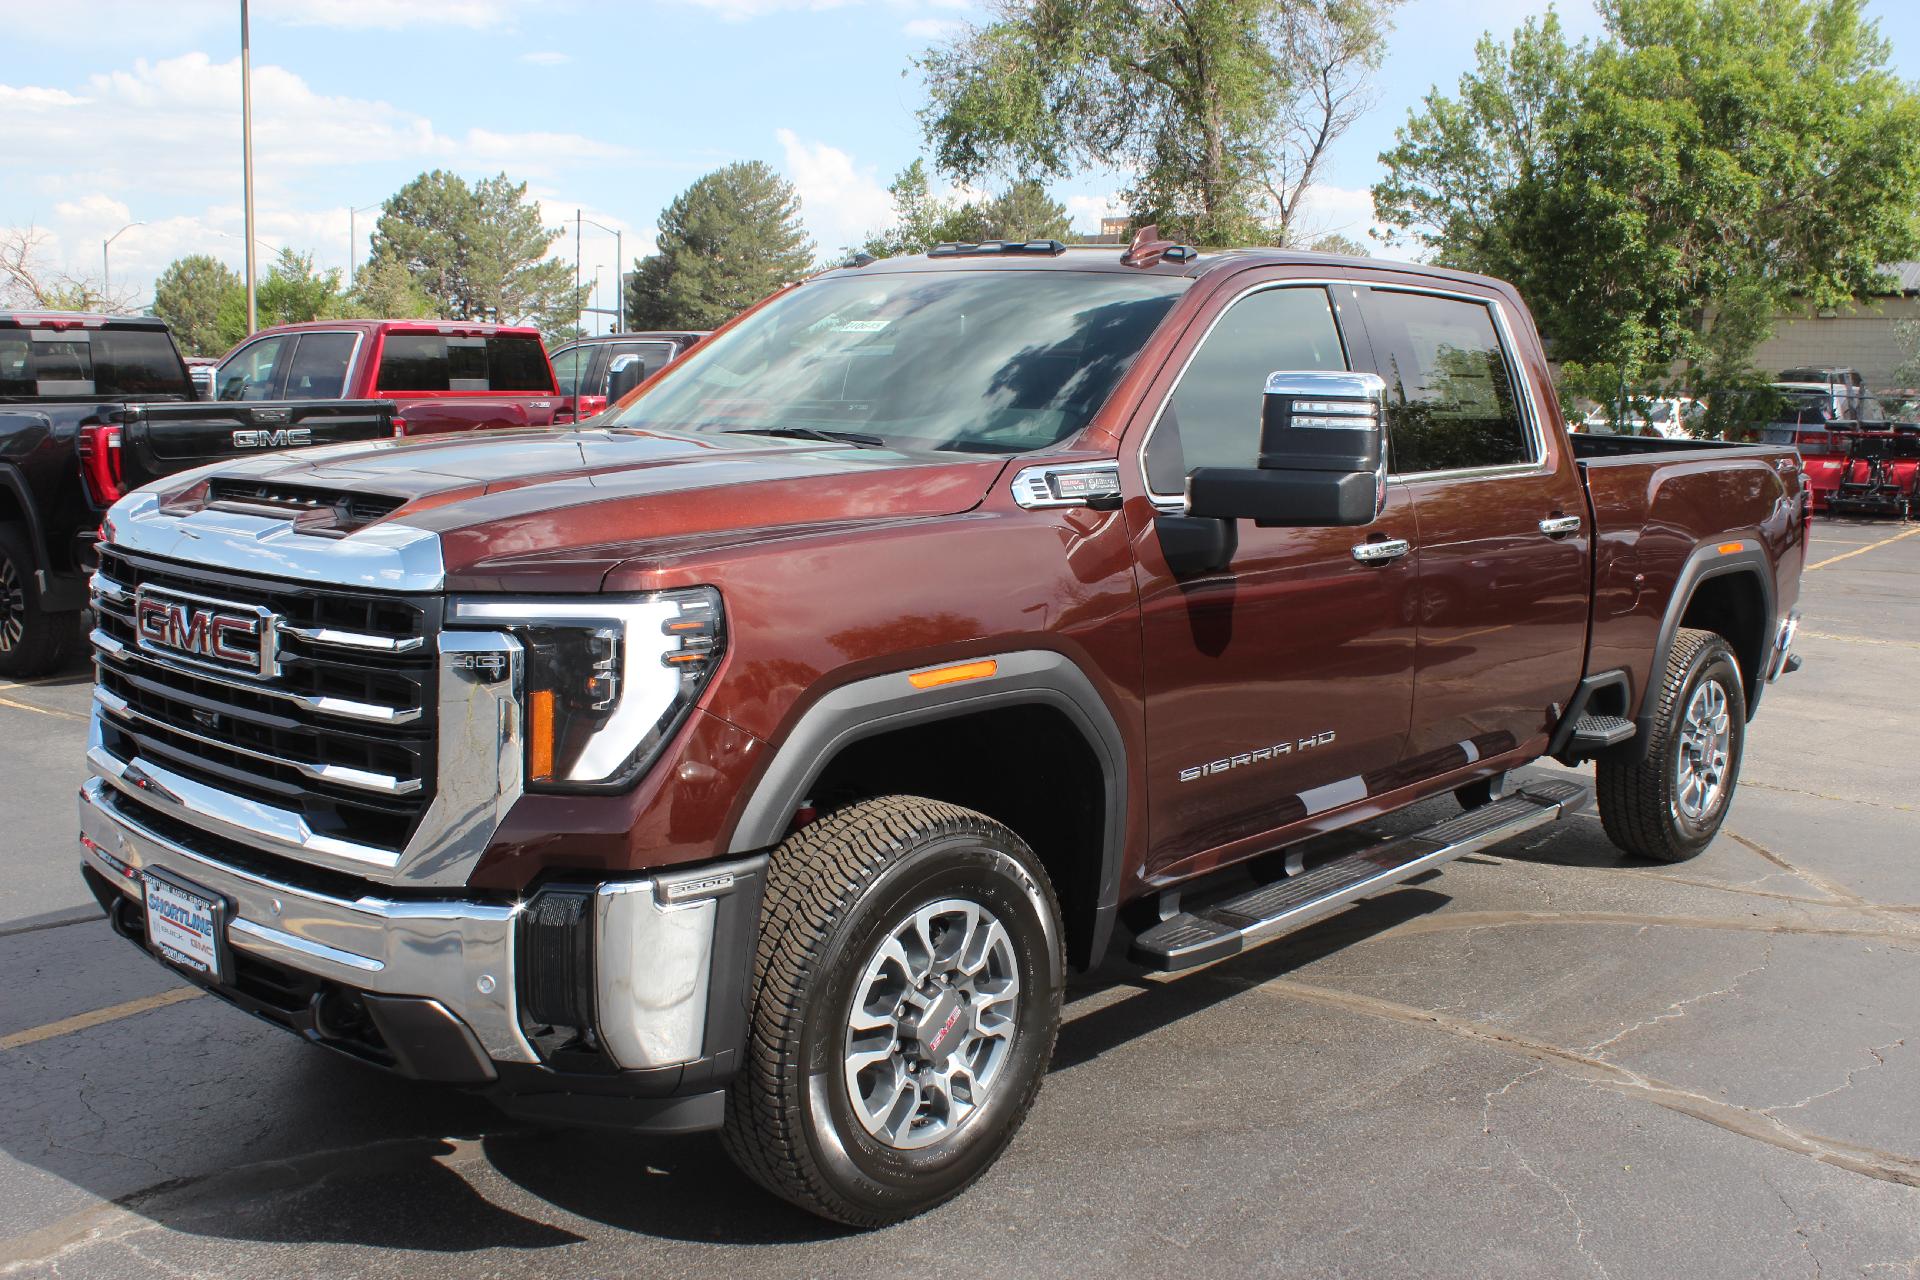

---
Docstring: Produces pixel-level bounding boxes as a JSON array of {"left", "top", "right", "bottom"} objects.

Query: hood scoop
[{"left": 199, "top": 478, "right": 406, "bottom": 537}]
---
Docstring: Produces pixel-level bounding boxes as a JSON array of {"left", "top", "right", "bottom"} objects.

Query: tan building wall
[{"left": 1753, "top": 294, "right": 1919, "bottom": 389}]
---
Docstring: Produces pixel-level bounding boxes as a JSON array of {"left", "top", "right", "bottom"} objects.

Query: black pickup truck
[{"left": 0, "top": 313, "right": 398, "bottom": 675}]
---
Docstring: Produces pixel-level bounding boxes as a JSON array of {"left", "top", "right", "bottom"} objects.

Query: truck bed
[{"left": 1576, "top": 434, "right": 1805, "bottom": 721}]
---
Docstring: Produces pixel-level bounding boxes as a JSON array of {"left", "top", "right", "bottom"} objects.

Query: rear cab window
[
  {"left": 2, "top": 326, "right": 192, "bottom": 399},
  {"left": 376, "top": 332, "right": 554, "bottom": 393}
]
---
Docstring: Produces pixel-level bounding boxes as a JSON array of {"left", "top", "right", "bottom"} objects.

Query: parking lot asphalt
[{"left": 1, "top": 521, "right": 1917, "bottom": 1279}]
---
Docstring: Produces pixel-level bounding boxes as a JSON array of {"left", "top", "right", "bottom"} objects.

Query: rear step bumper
[{"left": 1131, "top": 779, "right": 1590, "bottom": 971}]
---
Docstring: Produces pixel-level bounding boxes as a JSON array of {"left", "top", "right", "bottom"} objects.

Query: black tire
[
  {"left": 0, "top": 522, "right": 83, "bottom": 679},
  {"left": 1597, "top": 628, "right": 1745, "bottom": 863},
  {"left": 721, "top": 796, "right": 1064, "bottom": 1227}
]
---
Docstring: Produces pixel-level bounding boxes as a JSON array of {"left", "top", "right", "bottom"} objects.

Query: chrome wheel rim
[
  {"left": 1675, "top": 677, "right": 1733, "bottom": 821},
  {"left": 843, "top": 898, "right": 1020, "bottom": 1150},
  {"left": 0, "top": 555, "right": 23, "bottom": 654}
]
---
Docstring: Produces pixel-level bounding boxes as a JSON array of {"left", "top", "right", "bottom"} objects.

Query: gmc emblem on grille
[
  {"left": 133, "top": 586, "right": 279, "bottom": 679},
  {"left": 233, "top": 427, "right": 312, "bottom": 449}
]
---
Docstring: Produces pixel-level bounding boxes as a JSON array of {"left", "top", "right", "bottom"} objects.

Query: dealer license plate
[{"left": 143, "top": 870, "right": 227, "bottom": 983}]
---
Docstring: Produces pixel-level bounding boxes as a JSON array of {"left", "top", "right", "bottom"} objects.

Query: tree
[
  {"left": 0, "top": 226, "right": 135, "bottom": 314},
  {"left": 857, "top": 163, "right": 1075, "bottom": 258},
  {"left": 152, "top": 255, "right": 241, "bottom": 355},
  {"left": 626, "top": 162, "right": 814, "bottom": 330},
  {"left": 345, "top": 255, "right": 437, "bottom": 321},
  {"left": 212, "top": 248, "right": 350, "bottom": 349},
  {"left": 1375, "top": 0, "right": 1920, "bottom": 416},
  {"left": 919, "top": 0, "right": 1400, "bottom": 247},
  {"left": 367, "top": 170, "right": 583, "bottom": 333}
]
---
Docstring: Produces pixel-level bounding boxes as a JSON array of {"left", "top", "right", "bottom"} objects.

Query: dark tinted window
[
  {"left": 31, "top": 332, "right": 93, "bottom": 394},
  {"left": 283, "top": 332, "right": 355, "bottom": 398},
  {"left": 614, "top": 271, "right": 1186, "bottom": 454},
  {"left": 549, "top": 345, "right": 587, "bottom": 397},
  {"left": 1366, "top": 291, "right": 1534, "bottom": 474},
  {"left": 603, "top": 342, "right": 674, "bottom": 391},
  {"left": 1144, "top": 286, "right": 1347, "bottom": 493},
  {"left": 92, "top": 330, "right": 190, "bottom": 396},
  {"left": 0, "top": 333, "right": 28, "bottom": 396},
  {"left": 488, "top": 335, "right": 552, "bottom": 392},
  {"left": 376, "top": 334, "right": 449, "bottom": 391},
  {"left": 447, "top": 337, "right": 488, "bottom": 390}
]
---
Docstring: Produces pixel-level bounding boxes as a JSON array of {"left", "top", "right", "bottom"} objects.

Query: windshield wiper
[{"left": 726, "top": 426, "right": 888, "bottom": 448}]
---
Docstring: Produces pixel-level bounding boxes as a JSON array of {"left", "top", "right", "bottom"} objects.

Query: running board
[{"left": 1131, "top": 779, "right": 1591, "bottom": 971}]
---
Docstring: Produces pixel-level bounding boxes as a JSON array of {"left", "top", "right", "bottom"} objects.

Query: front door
[
  {"left": 1355, "top": 286, "right": 1589, "bottom": 774},
  {"left": 1131, "top": 280, "right": 1421, "bottom": 878}
]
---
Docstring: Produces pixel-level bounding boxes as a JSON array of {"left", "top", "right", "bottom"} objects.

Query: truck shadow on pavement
[{"left": 5, "top": 892, "right": 1453, "bottom": 1260}]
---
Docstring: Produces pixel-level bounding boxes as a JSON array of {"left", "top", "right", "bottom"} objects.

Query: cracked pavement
[{"left": 0, "top": 518, "right": 1916, "bottom": 1277}]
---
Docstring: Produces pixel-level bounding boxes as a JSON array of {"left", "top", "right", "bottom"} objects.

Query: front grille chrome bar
[
  {"left": 278, "top": 625, "right": 426, "bottom": 654},
  {"left": 95, "top": 688, "right": 424, "bottom": 796},
  {"left": 92, "top": 629, "right": 421, "bottom": 726}
]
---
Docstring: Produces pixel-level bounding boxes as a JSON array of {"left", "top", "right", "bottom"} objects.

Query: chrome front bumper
[
  {"left": 79, "top": 778, "right": 750, "bottom": 1073},
  {"left": 80, "top": 776, "right": 538, "bottom": 1064}
]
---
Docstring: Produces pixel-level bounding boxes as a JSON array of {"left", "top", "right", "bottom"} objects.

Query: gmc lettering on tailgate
[{"left": 232, "top": 427, "right": 313, "bottom": 449}]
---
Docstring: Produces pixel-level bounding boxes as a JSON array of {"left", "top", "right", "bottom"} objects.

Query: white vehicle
[{"left": 1580, "top": 396, "right": 1705, "bottom": 439}]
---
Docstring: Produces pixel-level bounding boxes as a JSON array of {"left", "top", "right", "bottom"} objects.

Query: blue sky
[{"left": 4, "top": 0, "right": 1917, "bottom": 317}]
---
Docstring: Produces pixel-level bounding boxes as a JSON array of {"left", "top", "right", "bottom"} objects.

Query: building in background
[{"left": 1755, "top": 262, "right": 1918, "bottom": 390}]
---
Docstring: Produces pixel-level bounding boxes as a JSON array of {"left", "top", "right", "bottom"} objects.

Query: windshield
[{"left": 611, "top": 270, "right": 1188, "bottom": 453}]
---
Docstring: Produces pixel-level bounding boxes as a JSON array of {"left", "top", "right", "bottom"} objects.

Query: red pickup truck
[
  {"left": 78, "top": 240, "right": 1804, "bottom": 1227},
  {"left": 209, "top": 320, "right": 559, "bottom": 435}
]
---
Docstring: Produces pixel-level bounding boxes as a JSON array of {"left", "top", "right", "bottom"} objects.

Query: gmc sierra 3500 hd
[{"left": 76, "top": 237, "right": 1805, "bottom": 1227}]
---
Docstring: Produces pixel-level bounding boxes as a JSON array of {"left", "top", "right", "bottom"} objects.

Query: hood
[{"left": 153, "top": 427, "right": 1009, "bottom": 591}]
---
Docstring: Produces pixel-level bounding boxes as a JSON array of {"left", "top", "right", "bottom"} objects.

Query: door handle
[
  {"left": 1538, "top": 515, "right": 1583, "bottom": 538},
  {"left": 1351, "top": 538, "right": 1412, "bottom": 564}
]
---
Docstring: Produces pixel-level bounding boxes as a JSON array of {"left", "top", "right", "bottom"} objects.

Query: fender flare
[
  {"left": 1633, "top": 540, "right": 1775, "bottom": 760},
  {"left": 0, "top": 462, "right": 58, "bottom": 590},
  {"left": 725, "top": 649, "right": 1129, "bottom": 964}
]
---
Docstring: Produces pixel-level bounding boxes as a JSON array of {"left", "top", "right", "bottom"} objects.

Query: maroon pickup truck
[
  {"left": 208, "top": 319, "right": 559, "bottom": 435},
  {"left": 77, "top": 240, "right": 1804, "bottom": 1227}
]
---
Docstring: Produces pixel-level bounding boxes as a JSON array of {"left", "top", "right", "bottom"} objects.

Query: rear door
[{"left": 1353, "top": 285, "right": 1589, "bottom": 772}]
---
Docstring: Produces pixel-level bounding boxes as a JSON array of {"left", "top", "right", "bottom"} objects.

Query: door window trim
[
  {"left": 1136, "top": 279, "right": 1357, "bottom": 506},
  {"left": 1136, "top": 278, "right": 1552, "bottom": 509},
  {"left": 1361, "top": 283, "right": 1549, "bottom": 485}
]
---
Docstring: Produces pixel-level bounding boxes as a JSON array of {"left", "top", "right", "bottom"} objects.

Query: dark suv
[{"left": 548, "top": 330, "right": 705, "bottom": 423}]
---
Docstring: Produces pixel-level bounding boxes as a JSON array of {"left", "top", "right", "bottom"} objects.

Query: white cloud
[
  {"left": 4, "top": 0, "right": 539, "bottom": 44},
  {"left": 519, "top": 51, "right": 571, "bottom": 65},
  {"left": 270, "top": 0, "right": 528, "bottom": 29},
  {"left": 776, "top": 129, "right": 897, "bottom": 255},
  {"left": 902, "top": 17, "right": 964, "bottom": 38},
  {"left": 1287, "top": 184, "right": 1381, "bottom": 243},
  {"left": 1063, "top": 191, "right": 1126, "bottom": 232}
]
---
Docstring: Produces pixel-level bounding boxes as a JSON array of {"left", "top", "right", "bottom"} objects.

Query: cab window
[
  {"left": 282, "top": 332, "right": 355, "bottom": 398},
  {"left": 1364, "top": 291, "right": 1536, "bottom": 474},
  {"left": 1143, "top": 286, "right": 1347, "bottom": 495},
  {"left": 216, "top": 335, "right": 292, "bottom": 401},
  {"left": 549, "top": 346, "right": 588, "bottom": 398}
]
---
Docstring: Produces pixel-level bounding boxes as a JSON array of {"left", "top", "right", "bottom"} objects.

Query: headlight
[{"left": 450, "top": 588, "right": 724, "bottom": 792}]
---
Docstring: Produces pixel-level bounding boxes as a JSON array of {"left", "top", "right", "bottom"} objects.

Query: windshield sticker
[{"left": 833, "top": 319, "right": 891, "bottom": 333}]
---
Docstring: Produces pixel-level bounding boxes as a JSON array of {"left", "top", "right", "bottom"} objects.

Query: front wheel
[
  {"left": 1597, "top": 628, "right": 1746, "bottom": 863},
  {"left": 722, "top": 796, "right": 1063, "bottom": 1227}
]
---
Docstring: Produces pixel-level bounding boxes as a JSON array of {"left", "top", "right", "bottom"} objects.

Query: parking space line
[
  {"left": 1806, "top": 525, "right": 1920, "bottom": 571},
  {"left": 0, "top": 987, "right": 202, "bottom": 1051},
  {"left": 1800, "top": 629, "right": 1920, "bottom": 651},
  {"left": 0, "top": 693, "right": 83, "bottom": 720}
]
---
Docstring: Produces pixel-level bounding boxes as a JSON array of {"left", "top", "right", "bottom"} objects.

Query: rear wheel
[
  {"left": 722, "top": 796, "right": 1063, "bottom": 1227},
  {"left": 1597, "top": 628, "right": 1745, "bottom": 863},
  {"left": 0, "top": 523, "right": 82, "bottom": 679}
]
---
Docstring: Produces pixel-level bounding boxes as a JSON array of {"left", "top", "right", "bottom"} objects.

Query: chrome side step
[{"left": 1131, "top": 779, "right": 1591, "bottom": 971}]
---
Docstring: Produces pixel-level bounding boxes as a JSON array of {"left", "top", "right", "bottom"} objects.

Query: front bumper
[{"left": 79, "top": 778, "right": 765, "bottom": 1131}]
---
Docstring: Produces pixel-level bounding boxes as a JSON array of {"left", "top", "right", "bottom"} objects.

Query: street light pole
[
  {"left": 577, "top": 215, "right": 625, "bottom": 333},
  {"left": 240, "top": 0, "right": 258, "bottom": 334},
  {"left": 102, "top": 221, "right": 144, "bottom": 305},
  {"left": 349, "top": 203, "right": 381, "bottom": 287}
]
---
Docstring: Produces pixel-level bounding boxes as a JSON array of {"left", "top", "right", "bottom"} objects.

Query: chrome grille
[{"left": 90, "top": 546, "right": 438, "bottom": 853}]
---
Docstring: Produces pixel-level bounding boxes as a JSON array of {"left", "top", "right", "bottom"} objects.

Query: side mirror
[
  {"left": 604, "top": 355, "right": 647, "bottom": 407},
  {"left": 1184, "top": 370, "right": 1387, "bottom": 527}
]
